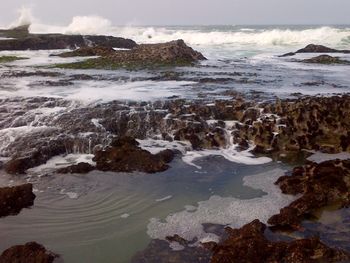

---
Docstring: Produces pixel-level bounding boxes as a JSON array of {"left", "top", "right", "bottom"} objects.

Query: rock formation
[
  {"left": 0, "top": 25, "right": 137, "bottom": 51},
  {"left": 93, "top": 137, "right": 175, "bottom": 173},
  {"left": 268, "top": 159, "right": 350, "bottom": 231},
  {"left": 55, "top": 40, "right": 207, "bottom": 69},
  {"left": 0, "top": 184, "right": 35, "bottom": 217},
  {"left": 301, "top": 55, "right": 350, "bottom": 65},
  {"left": 206, "top": 220, "right": 349, "bottom": 263},
  {"left": 0, "top": 242, "right": 59, "bottom": 263},
  {"left": 280, "top": 44, "right": 350, "bottom": 57}
]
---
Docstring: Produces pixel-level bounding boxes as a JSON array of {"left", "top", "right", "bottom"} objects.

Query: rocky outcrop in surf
[
  {"left": 0, "top": 184, "right": 35, "bottom": 217},
  {"left": 0, "top": 242, "right": 59, "bottom": 263},
  {"left": 301, "top": 55, "right": 350, "bottom": 65},
  {"left": 54, "top": 40, "right": 207, "bottom": 69},
  {"left": 0, "top": 25, "right": 137, "bottom": 51},
  {"left": 268, "top": 159, "right": 350, "bottom": 231},
  {"left": 280, "top": 44, "right": 350, "bottom": 57}
]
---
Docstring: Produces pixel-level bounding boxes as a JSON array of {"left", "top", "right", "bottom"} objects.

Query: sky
[{"left": 0, "top": 0, "right": 350, "bottom": 26}]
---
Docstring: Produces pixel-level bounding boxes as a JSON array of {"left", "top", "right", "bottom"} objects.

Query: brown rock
[
  {"left": 0, "top": 242, "right": 59, "bottom": 263},
  {"left": 93, "top": 137, "right": 175, "bottom": 173},
  {"left": 0, "top": 184, "right": 35, "bottom": 217},
  {"left": 268, "top": 159, "right": 350, "bottom": 230},
  {"left": 302, "top": 55, "right": 350, "bottom": 65},
  {"left": 207, "top": 220, "right": 349, "bottom": 263},
  {"left": 57, "top": 162, "right": 95, "bottom": 174}
]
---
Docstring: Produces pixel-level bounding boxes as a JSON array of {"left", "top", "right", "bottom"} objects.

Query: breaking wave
[
  {"left": 118, "top": 26, "right": 350, "bottom": 48},
  {"left": 7, "top": 7, "right": 350, "bottom": 48}
]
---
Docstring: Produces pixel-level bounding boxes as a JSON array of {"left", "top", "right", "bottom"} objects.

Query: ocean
[{"left": 0, "top": 20, "right": 350, "bottom": 262}]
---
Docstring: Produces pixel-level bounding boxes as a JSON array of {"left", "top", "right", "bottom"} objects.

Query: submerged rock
[
  {"left": 280, "top": 44, "right": 350, "bottom": 57},
  {"left": 55, "top": 40, "right": 206, "bottom": 69},
  {"left": 93, "top": 137, "right": 175, "bottom": 173},
  {"left": 206, "top": 220, "right": 349, "bottom": 263},
  {"left": 0, "top": 184, "right": 35, "bottom": 217},
  {"left": 0, "top": 242, "right": 59, "bottom": 263},
  {"left": 0, "top": 56, "right": 28, "bottom": 63},
  {"left": 268, "top": 159, "right": 350, "bottom": 230},
  {"left": 301, "top": 55, "right": 350, "bottom": 65}
]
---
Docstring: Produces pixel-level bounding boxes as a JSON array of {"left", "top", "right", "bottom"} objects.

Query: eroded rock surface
[
  {"left": 1, "top": 95, "right": 349, "bottom": 174},
  {"left": 302, "top": 55, "right": 350, "bottom": 65},
  {"left": 0, "top": 242, "right": 59, "bottom": 263},
  {"left": 93, "top": 137, "right": 175, "bottom": 173},
  {"left": 0, "top": 184, "right": 35, "bottom": 217},
  {"left": 268, "top": 159, "right": 350, "bottom": 231},
  {"left": 55, "top": 40, "right": 206, "bottom": 69}
]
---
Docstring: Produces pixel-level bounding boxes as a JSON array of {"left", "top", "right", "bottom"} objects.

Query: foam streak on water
[{"left": 147, "top": 168, "right": 297, "bottom": 243}]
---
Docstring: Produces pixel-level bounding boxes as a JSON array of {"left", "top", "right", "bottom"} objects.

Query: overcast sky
[{"left": 0, "top": 0, "right": 349, "bottom": 26}]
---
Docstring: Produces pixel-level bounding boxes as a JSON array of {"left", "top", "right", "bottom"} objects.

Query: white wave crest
[
  {"left": 9, "top": 6, "right": 34, "bottom": 28},
  {"left": 64, "top": 16, "right": 112, "bottom": 35},
  {"left": 116, "top": 26, "right": 350, "bottom": 48}
]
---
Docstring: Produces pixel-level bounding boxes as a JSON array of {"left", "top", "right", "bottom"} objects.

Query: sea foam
[{"left": 147, "top": 168, "right": 296, "bottom": 243}]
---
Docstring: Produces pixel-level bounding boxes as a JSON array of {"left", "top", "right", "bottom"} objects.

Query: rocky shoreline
[{"left": 0, "top": 24, "right": 350, "bottom": 262}]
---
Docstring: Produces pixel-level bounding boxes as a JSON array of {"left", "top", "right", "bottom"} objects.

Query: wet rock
[
  {"left": 301, "top": 55, "right": 350, "bottom": 65},
  {"left": 55, "top": 40, "right": 206, "bottom": 69},
  {"left": 0, "top": 242, "right": 59, "bottom": 263},
  {"left": 0, "top": 32, "right": 137, "bottom": 51},
  {"left": 280, "top": 44, "right": 350, "bottom": 57},
  {"left": 268, "top": 159, "right": 350, "bottom": 231},
  {"left": 55, "top": 45, "right": 116, "bottom": 57},
  {"left": 93, "top": 137, "right": 175, "bottom": 173},
  {"left": 57, "top": 162, "right": 95, "bottom": 174},
  {"left": 4, "top": 136, "right": 67, "bottom": 175},
  {"left": 0, "top": 184, "right": 35, "bottom": 217},
  {"left": 207, "top": 219, "right": 349, "bottom": 263},
  {"left": 0, "top": 24, "right": 30, "bottom": 39}
]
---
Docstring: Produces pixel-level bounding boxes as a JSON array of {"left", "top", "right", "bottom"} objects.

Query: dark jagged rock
[
  {"left": 280, "top": 44, "right": 350, "bottom": 57},
  {"left": 55, "top": 45, "right": 116, "bottom": 57},
  {"left": 268, "top": 160, "right": 350, "bottom": 231},
  {"left": 55, "top": 40, "right": 206, "bottom": 69},
  {"left": 57, "top": 162, "right": 95, "bottom": 174},
  {"left": 0, "top": 184, "right": 35, "bottom": 217},
  {"left": 0, "top": 242, "right": 59, "bottom": 263},
  {"left": 93, "top": 137, "right": 175, "bottom": 173},
  {"left": 301, "top": 55, "right": 350, "bottom": 65},
  {"left": 0, "top": 30, "right": 137, "bottom": 51},
  {"left": 206, "top": 219, "right": 349, "bottom": 263}
]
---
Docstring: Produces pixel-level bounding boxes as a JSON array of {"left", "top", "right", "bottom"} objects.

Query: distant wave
[
  {"left": 117, "top": 26, "right": 350, "bottom": 48},
  {"left": 9, "top": 8, "right": 350, "bottom": 49}
]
